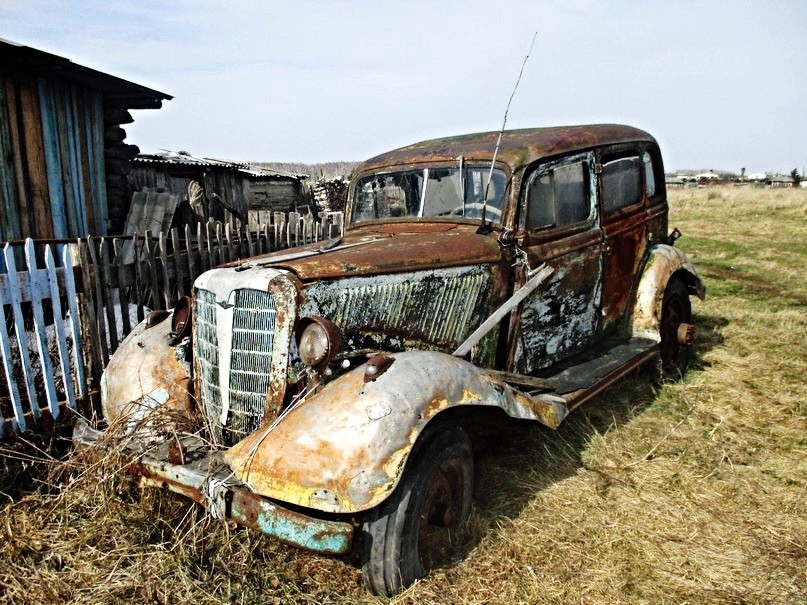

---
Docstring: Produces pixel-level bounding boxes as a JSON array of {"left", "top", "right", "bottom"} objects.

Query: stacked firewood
[{"left": 310, "top": 176, "right": 348, "bottom": 214}]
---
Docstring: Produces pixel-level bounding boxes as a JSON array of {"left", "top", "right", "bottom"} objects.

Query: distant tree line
[{"left": 254, "top": 161, "right": 358, "bottom": 180}]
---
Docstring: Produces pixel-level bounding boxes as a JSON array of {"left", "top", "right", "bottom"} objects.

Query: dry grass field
[{"left": 1, "top": 186, "right": 805, "bottom": 604}]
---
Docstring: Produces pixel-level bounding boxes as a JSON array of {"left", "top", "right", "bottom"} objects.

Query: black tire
[
  {"left": 361, "top": 424, "right": 474, "bottom": 596},
  {"left": 659, "top": 278, "right": 692, "bottom": 381}
]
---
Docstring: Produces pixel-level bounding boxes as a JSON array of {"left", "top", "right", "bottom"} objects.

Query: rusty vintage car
[{"left": 76, "top": 124, "right": 704, "bottom": 595}]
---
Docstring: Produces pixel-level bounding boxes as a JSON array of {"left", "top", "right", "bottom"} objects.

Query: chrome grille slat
[
  {"left": 194, "top": 287, "right": 278, "bottom": 445},
  {"left": 228, "top": 289, "right": 277, "bottom": 440},
  {"left": 195, "top": 289, "right": 223, "bottom": 442}
]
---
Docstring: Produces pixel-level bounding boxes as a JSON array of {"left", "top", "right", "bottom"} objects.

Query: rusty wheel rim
[{"left": 417, "top": 458, "right": 465, "bottom": 571}]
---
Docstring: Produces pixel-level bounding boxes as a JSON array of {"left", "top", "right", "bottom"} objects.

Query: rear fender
[
  {"left": 224, "top": 351, "right": 560, "bottom": 514},
  {"left": 632, "top": 244, "right": 705, "bottom": 341}
]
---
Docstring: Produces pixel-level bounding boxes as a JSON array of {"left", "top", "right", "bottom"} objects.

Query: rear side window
[
  {"left": 643, "top": 151, "right": 657, "bottom": 197},
  {"left": 602, "top": 156, "right": 642, "bottom": 213},
  {"left": 526, "top": 159, "right": 591, "bottom": 230}
]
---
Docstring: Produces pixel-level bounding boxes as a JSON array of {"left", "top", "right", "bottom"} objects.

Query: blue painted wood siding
[{"left": 0, "top": 71, "right": 107, "bottom": 243}]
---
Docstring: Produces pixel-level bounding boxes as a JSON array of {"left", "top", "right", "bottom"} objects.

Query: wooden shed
[
  {"left": 0, "top": 39, "right": 171, "bottom": 240},
  {"left": 129, "top": 151, "right": 307, "bottom": 225}
]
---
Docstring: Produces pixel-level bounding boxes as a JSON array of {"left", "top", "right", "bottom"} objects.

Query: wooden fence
[{"left": 0, "top": 211, "right": 344, "bottom": 437}]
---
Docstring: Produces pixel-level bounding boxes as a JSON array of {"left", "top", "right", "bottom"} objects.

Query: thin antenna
[{"left": 479, "top": 31, "right": 538, "bottom": 233}]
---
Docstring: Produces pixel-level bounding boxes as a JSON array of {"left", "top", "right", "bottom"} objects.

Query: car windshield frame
[{"left": 351, "top": 164, "right": 507, "bottom": 226}]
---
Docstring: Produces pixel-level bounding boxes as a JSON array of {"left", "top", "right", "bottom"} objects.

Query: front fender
[
  {"left": 632, "top": 244, "right": 705, "bottom": 341},
  {"left": 100, "top": 313, "right": 193, "bottom": 433},
  {"left": 224, "top": 351, "right": 561, "bottom": 514}
]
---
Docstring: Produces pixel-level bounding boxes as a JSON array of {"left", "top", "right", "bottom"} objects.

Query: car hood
[{"left": 234, "top": 222, "right": 504, "bottom": 280}]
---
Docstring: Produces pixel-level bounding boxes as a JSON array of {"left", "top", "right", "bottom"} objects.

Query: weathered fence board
[{"left": 0, "top": 210, "right": 344, "bottom": 438}]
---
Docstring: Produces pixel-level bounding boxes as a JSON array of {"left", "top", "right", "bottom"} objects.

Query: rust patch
[{"left": 249, "top": 227, "right": 503, "bottom": 281}]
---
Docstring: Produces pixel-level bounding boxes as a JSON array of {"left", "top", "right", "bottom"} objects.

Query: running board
[{"left": 521, "top": 337, "right": 659, "bottom": 423}]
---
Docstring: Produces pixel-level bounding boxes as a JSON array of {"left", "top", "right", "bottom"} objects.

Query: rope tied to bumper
[{"left": 201, "top": 475, "right": 230, "bottom": 520}]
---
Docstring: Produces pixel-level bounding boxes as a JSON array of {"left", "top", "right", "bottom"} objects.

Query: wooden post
[
  {"left": 61, "top": 245, "right": 87, "bottom": 403},
  {"left": 77, "top": 239, "right": 105, "bottom": 385},
  {"left": 144, "top": 232, "right": 161, "bottom": 311},
  {"left": 158, "top": 231, "right": 171, "bottom": 309},
  {"left": 185, "top": 224, "right": 197, "bottom": 287},
  {"left": 98, "top": 238, "right": 119, "bottom": 352},
  {"left": 171, "top": 228, "right": 186, "bottom": 297},
  {"left": 133, "top": 232, "right": 145, "bottom": 321},
  {"left": 206, "top": 222, "right": 215, "bottom": 269},
  {"left": 112, "top": 238, "right": 131, "bottom": 336},
  {"left": 225, "top": 222, "right": 234, "bottom": 263},
  {"left": 246, "top": 228, "right": 255, "bottom": 258},
  {"left": 215, "top": 222, "right": 224, "bottom": 266},
  {"left": 0, "top": 268, "right": 26, "bottom": 432}
]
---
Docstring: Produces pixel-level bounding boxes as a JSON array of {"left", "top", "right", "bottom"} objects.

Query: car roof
[{"left": 357, "top": 124, "right": 656, "bottom": 174}]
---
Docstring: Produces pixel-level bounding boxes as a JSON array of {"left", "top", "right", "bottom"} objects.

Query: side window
[
  {"left": 602, "top": 156, "right": 642, "bottom": 213},
  {"left": 643, "top": 151, "right": 656, "bottom": 197},
  {"left": 526, "top": 159, "right": 590, "bottom": 230}
]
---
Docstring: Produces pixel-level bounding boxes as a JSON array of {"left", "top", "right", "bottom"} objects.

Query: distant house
[
  {"left": 665, "top": 175, "right": 686, "bottom": 188},
  {"left": 0, "top": 39, "right": 171, "bottom": 240},
  {"left": 129, "top": 151, "right": 308, "bottom": 228},
  {"left": 769, "top": 174, "right": 794, "bottom": 188},
  {"left": 694, "top": 172, "right": 721, "bottom": 184}
]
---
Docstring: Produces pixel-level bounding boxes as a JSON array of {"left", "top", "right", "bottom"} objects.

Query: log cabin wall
[{"left": 248, "top": 179, "right": 303, "bottom": 214}]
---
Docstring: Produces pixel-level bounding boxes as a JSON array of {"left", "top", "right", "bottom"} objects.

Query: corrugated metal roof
[
  {"left": 0, "top": 38, "right": 171, "bottom": 110},
  {"left": 133, "top": 151, "right": 306, "bottom": 180},
  {"left": 135, "top": 150, "right": 246, "bottom": 169}
]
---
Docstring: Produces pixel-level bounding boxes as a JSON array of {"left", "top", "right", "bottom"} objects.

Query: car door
[
  {"left": 508, "top": 151, "right": 604, "bottom": 374},
  {"left": 597, "top": 147, "right": 650, "bottom": 334}
]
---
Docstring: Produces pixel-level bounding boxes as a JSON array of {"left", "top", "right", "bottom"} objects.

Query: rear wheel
[
  {"left": 361, "top": 424, "right": 473, "bottom": 596},
  {"left": 659, "top": 278, "right": 693, "bottom": 380}
]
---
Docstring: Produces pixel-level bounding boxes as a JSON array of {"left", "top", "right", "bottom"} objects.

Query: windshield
[{"left": 352, "top": 166, "right": 506, "bottom": 224}]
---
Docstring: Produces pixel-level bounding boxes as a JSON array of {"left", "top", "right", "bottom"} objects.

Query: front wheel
[{"left": 360, "top": 424, "right": 474, "bottom": 596}]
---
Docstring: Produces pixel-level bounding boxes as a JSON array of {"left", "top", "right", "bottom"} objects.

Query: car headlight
[{"left": 297, "top": 317, "right": 342, "bottom": 368}]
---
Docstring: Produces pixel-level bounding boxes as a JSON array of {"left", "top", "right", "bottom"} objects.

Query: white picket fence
[
  {"left": 0, "top": 210, "right": 344, "bottom": 438},
  {"left": 0, "top": 241, "right": 85, "bottom": 436}
]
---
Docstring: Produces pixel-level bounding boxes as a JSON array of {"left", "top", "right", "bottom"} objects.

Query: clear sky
[{"left": 3, "top": 0, "right": 805, "bottom": 173}]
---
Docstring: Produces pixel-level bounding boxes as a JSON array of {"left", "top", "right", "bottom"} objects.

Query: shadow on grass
[{"left": 428, "top": 310, "right": 728, "bottom": 576}]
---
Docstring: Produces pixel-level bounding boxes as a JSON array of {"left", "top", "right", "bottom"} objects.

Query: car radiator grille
[{"left": 195, "top": 288, "right": 278, "bottom": 445}]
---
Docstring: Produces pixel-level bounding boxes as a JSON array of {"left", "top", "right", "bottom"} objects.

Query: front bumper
[{"left": 73, "top": 419, "right": 354, "bottom": 556}]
